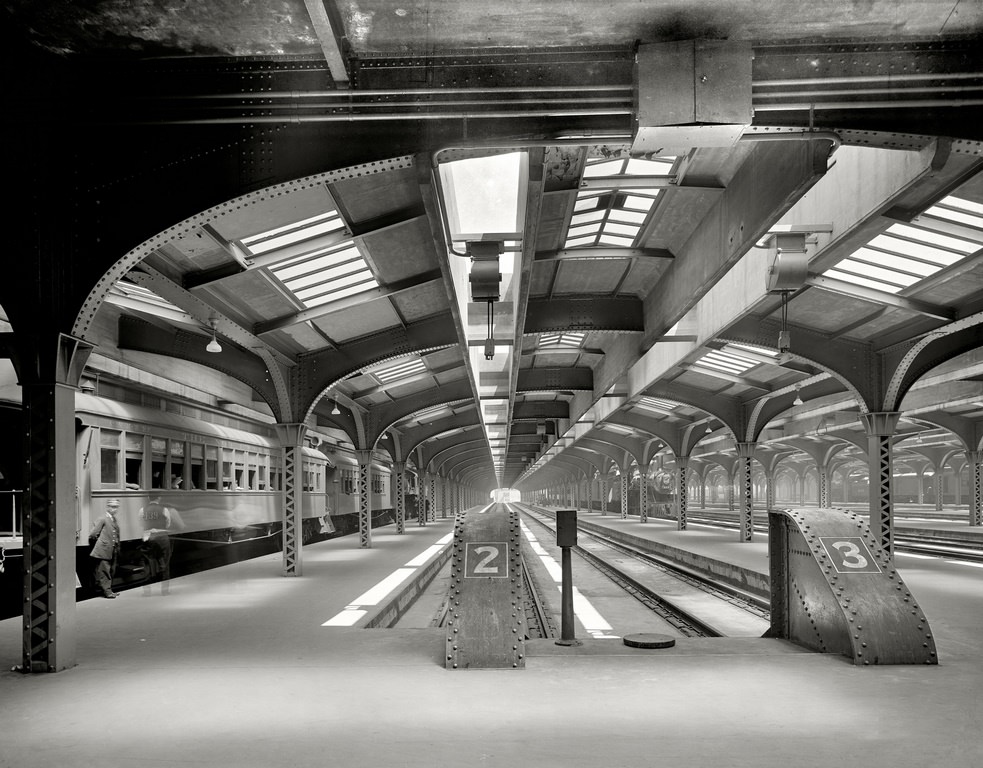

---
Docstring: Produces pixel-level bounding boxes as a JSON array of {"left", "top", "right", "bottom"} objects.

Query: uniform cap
[{"left": 107, "top": 498, "right": 120, "bottom": 507}]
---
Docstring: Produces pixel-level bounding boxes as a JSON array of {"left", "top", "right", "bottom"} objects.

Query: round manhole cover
[{"left": 623, "top": 633, "right": 676, "bottom": 649}]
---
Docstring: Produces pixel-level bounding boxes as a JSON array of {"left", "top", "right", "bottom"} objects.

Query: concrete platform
[{"left": 1, "top": 513, "right": 981, "bottom": 768}]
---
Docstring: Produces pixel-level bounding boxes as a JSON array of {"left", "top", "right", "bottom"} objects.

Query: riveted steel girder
[
  {"left": 525, "top": 298, "right": 644, "bottom": 334},
  {"left": 640, "top": 139, "right": 833, "bottom": 351},
  {"left": 517, "top": 367, "right": 593, "bottom": 393}
]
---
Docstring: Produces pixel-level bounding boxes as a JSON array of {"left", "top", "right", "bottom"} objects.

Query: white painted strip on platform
[
  {"left": 520, "top": 520, "right": 618, "bottom": 639},
  {"left": 322, "top": 531, "right": 453, "bottom": 627}
]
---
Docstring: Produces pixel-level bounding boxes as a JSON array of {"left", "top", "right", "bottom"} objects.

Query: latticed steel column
[
  {"left": 356, "top": 449, "right": 373, "bottom": 548},
  {"left": 429, "top": 474, "right": 436, "bottom": 522},
  {"left": 620, "top": 474, "right": 629, "bottom": 519},
  {"left": 394, "top": 461, "right": 406, "bottom": 534},
  {"left": 736, "top": 443, "right": 756, "bottom": 542},
  {"left": 765, "top": 471, "right": 775, "bottom": 512},
  {"left": 22, "top": 334, "right": 93, "bottom": 673},
  {"left": 699, "top": 474, "right": 705, "bottom": 508},
  {"left": 677, "top": 458, "right": 689, "bottom": 531},
  {"left": 969, "top": 451, "right": 982, "bottom": 526},
  {"left": 586, "top": 475, "right": 593, "bottom": 513},
  {"left": 418, "top": 472, "right": 428, "bottom": 526},
  {"left": 276, "top": 424, "right": 307, "bottom": 576},
  {"left": 935, "top": 466, "right": 944, "bottom": 511},
  {"left": 818, "top": 468, "right": 829, "bottom": 506},
  {"left": 639, "top": 472, "right": 648, "bottom": 522},
  {"left": 442, "top": 476, "right": 449, "bottom": 519},
  {"left": 728, "top": 473, "right": 735, "bottom": 511},
  {"left": 600, "top": 476, "right": 607, "bottom": 515},
  {"left": 862, "top": 412, "right": 901, "bottom": 557}
]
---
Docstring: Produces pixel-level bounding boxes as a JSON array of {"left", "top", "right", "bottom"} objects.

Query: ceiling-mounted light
[
  {"left": 705, "top": 423, "right": 713, "bottom": 434},
  {"left": 792, "top": 385, "right": 804, "bottom": 406},
  {"left": 331, "top": 399, "right": 341, "bottom": 416},
  {"left": 206, "top": 317, "right": 222, "bottom": 353}
]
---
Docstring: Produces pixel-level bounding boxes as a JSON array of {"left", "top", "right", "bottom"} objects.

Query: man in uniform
[{"left": 89, "top": 498, "right": 121, "bottom": 598}]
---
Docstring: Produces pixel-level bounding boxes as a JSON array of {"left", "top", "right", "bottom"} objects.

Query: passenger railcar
[{"left": 0, "top": 392, "right": 407, "bottom": 619}]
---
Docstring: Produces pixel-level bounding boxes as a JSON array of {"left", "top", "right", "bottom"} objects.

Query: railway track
[
  {"left": 515, "top": 503, "right": 769, "bottom": 638},
  {"left": 686, "top": 512, "right": 983, "bottom": 564}
]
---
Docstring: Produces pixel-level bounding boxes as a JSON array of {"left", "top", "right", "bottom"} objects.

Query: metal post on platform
[{"left": 554, "top": 509, "right": 582, "bottom": 647}]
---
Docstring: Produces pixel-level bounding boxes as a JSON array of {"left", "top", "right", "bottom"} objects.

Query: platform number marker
[
  {"left": 464, "top": 542, "right": 509, "bottom": 578},
  {"left": 819, "top": 537, "right": 882, "bottom": 574}
]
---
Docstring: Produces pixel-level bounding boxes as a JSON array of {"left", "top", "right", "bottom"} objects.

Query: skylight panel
[
  {"left": 923, "top": 196, "right": 983, "bottom": 228},
  {"left": 823, "top": 266, "right": 907, "bottom": 293},
  {"left": 583, "top": 159, "right": 624, "bottom": 177},
  {"left": 241, "top": 211, "right": 345, "bottom": 255},
  {"left": 269, "top": 243, "right": 378, "bottom": 309},
  {"left": 540, "top": 331, "right": 585, "bottom": 348},
  {"left": 885, "top": 223, "right": 977, "bottom": 253},
  {"left": 623, "top": 194, "right": 660, "bottom": 210},
  {"left": 372, "top": 358, "right": 427, "bottom": 384},
  {"left": 823, "top": 194, "right": 982, "bottom": 296},
  {"left": 696, "top": 349, "right": 759, "bottom": 375},
  {"left": 725, "top": 342, "right": 778, "bottom": 358},
  {"left": 637, "top": 396, "right": 676, "bottom": 413}
]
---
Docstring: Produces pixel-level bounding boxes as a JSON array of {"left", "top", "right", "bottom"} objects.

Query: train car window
[
  {"left": 124, "top": 433, "right": 144, "bottom": 488},
  {"left": 234, "top": 449, "right": 245, "bottom": 489},
  {"left": 247, "top": 451, "right": 259, "bottom": 489},
  {"left": 100, "top": 429, "right": 121, "bottom": 487},
  {"left": 151, "top": 437, "right": 167, "bottom": 488},
  {"left": 170, "top": 440, "right": 185, "bottom": 488},
  {"left": 205, "top": 445, "right": 219, "bottom": 490},
  {"left": 222, "top": 454, "right": 233, "bottom": 489},
  {"left": 189, "top": 443, "right": 203, "bottom": 489},
  {"left": 257, "top": 461, "right": 267, "bottom": 490}
]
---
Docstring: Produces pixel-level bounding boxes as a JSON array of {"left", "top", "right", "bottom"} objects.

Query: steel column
[
  {"left": 620, "top": 474, "right": 628, "bottom": 520},
  {"left": 862, "top": 412, "right": 901, "bottom": 557},
  {"left": 356, "top": 449, "right": 373, "bottom": 547},
  {"left": 394, "top": 461, "right": 406, "bottom": 534},
  {"left": 970, "top": 451, "right": 982, "bottom": 526},
  {"left": 737, "top": 443, "right": 756, "bottom": 542},
  {"left": 600, "top": 476, "right": 607, "bottom": 515},
  {"left": 677, "top": 459, "right": 689, "bottom": 531},
  {"left": 276, "top": 424, "right": 307, "bottom": 575},
  {"left": 429, "top": 474, "right": 436, "bottom": 522},
  {"left": 639, "top": 472, "right": 648, "bottom": 523}
]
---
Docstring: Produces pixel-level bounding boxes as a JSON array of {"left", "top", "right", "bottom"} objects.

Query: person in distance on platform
[{"left": 89, "top": 498, "right": 121, "bottom": 599}]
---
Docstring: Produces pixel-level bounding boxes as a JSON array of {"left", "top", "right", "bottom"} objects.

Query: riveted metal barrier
[
  {"left": 767, "top": 508, "right": 937, "bottom": 665},
  {"left": 445, "top": 504, "right": 525, "bottom": 669}
]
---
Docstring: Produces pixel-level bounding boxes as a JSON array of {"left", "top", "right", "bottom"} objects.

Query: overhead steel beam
[
  {"left": 534, "top": 248, "right": 673, "bottom": 262},
  {"left": 526, "top": 297, "right": 644, "bottom": 334},
  {"left": 512, "top": 400, "right": 569, "bottom": 421},
  {"left": 517, "top": 367, "right": 593, "bottom": 393},
  {"left": 804, "top": 274, "right": 956, "bottom": 321},
  {"left": 640, "top": 138, "right": 833, "bottom": 351},
  {"left": 303, "top": 0, "right": 350, "bottom": 88}
]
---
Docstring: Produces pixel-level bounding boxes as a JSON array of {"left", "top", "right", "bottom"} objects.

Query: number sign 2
[
  {"left": 464, "top": 542, "right": 509, "bottom": 578},
  {"left": 819, "top": 536, "right": 882, "bottom": 574}
]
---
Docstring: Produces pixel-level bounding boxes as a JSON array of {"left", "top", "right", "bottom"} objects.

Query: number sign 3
[
  {"left": 464, "top": 542, "right": 509, "bottom": 578},
  {"left": 819, "top": 536, "right": 882, "bottom": 574}
]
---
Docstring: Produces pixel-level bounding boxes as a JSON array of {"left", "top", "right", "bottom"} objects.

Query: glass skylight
[
  {"left": 693, "top": 348, "right": 761, "bottom": 375},
  {"left": 438, "top": 152, "right": 527, "bottom": 244},
  {"left": 539, "top": 331, "right": 586, "bottom": 348},
  {"left": 269, "top": 243, "right": 376, "bottom": 308},
  {"left": 563, "top": 156, "right": 674, "bottom": 250},
  {"left": 240, "top": 209, "right": 380, "bottom": 310},
  {"left": 823, "top": 195, "right": 983, "bottom": 295},
  {"left": 371, "top": 357, "right": 427, "bottom": 384},
  {"left": 241, "top": 211, "right": 346, "bottom": 255},
  {"left": 637, "top": 397, "right": 676, "bottom": 414}
]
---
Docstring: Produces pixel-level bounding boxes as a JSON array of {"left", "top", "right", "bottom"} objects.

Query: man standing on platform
[
  {"left": 89, "top": 498, "right": 121, "bottom": 598},
  {"left": 139, "top": 494, "right": 175, "bottom": 595}
]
